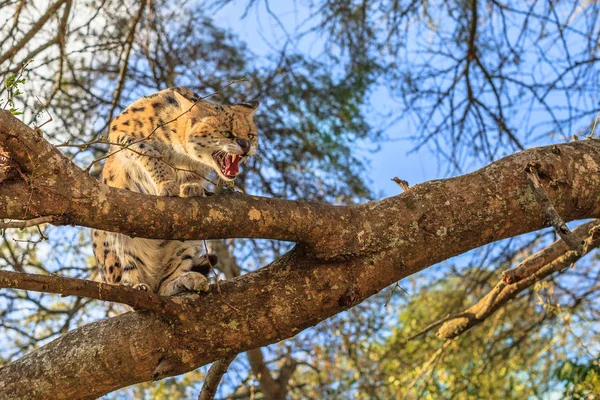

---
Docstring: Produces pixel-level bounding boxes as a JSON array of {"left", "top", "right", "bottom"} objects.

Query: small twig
[
  {"left": 203, "top": 240, "right": 240, "bottom": 314},
  {"left": 58, "top": 138, "right": 221, "bottom": 186},
  {"left": 406, "top": 312, "right": 473, "bottom": 342},
  {"left": 35, "top": 224, "right": 48, "bottom": 241},
  {"left": 0, "top": 215, "right": 64, "bottom": 230},
  {"left": 391, "top": 177, "right": 410, "bottom": 191},
  {"left": 588, "top": 110, "right": 600, "bottom": 139},
  {"left": 525, "top": 162, "right": 584, "bottom": 253},
  {"left": 384, "top": 281, "right": 409, "bottom": 307},
  {"left": 198, "top": 355, "right": 237, "bottom": 400},
  {"left": 33, "top": 95, "right": 53, "bottom": 129}
]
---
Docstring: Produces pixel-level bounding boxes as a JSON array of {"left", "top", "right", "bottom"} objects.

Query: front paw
[
  {"left": 133, "top": 283, "right": 151, "bottom": 292},
  {"left": 180, "top": 183, "right": 205, "bottom": 198},
  {"left": 177, "top": 271, "right": 209, "bottom": 293},
  {"left": 159, "top": 272, "right": 209, "bottom": 296},
  {"left": 157, "top": 181, "right": 179, "bottom": 196}
]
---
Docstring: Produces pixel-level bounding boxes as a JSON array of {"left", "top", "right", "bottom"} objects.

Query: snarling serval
[{"left": 92, "top": 87, "right": 259, "bottom": 295}]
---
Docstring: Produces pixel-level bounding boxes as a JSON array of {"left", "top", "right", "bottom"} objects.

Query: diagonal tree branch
[
  {"left": 104, "top": 0, "right": 147, "bottom": 130},
  {"left": 436, "top": 220, "right": 600, "bottom": 340},
  {"left": 198, "top": 355, "right": 236, "bottom": 400},
  {"left": 503, "top": 221, "right": 600, "bottom": 284},
  {"left": 0, "top": 112, "right": 599, "bottom": 398}
]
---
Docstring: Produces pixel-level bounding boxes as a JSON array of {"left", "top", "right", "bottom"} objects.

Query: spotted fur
[{"left": 92, "top": 87, "right": 259, "bottom": 295}]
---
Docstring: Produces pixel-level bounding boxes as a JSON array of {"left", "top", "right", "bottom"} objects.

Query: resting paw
[
  {"left": 159, "top": 272, "right": 209, "bottom": 296},
  {"left": 133, "top": 283, "right": 151, "bottom": 292}
]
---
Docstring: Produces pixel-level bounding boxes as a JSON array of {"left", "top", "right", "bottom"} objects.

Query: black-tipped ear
[{"left": 236, "top": 100, "right": 259, "bottom": 110}]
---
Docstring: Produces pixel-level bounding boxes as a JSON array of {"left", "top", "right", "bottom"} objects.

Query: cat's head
[{"left": 175, "top": 92, "right": 259, "bottom": 181}]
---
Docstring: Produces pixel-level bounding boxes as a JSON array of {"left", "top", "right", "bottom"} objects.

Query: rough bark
[
  {"left": 213, "top": 240, "right": 295, "bottom": 400},
  {"left": 197, "top": 355, "right": 236, "bottom": 400},
  {"left": 0, "top": 111, "right": 600, "bottom": 398},
  {"left": 0, "top": 270, "right": 179, "bottom": 313}
]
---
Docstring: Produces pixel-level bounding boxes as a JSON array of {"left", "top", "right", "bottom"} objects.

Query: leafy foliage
[
  {"left": 555, "top": 360, "right": 600, "bottom": 399},
  {"left": 2, "top": 73, "right": 26, "bottom": 116}
]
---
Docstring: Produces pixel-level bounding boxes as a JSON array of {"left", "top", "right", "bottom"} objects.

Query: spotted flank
[{"left": 92, "top": 87, "right": 259, "bottom": 295}]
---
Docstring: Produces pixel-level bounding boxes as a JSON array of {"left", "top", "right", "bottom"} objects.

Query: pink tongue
[{"left": 224, "top": 155, "right": 240, "bottom": 176}]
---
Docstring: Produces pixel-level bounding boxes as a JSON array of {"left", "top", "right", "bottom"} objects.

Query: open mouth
[{"left": 212, "top": 152, "right": 245, "bottom": 179}]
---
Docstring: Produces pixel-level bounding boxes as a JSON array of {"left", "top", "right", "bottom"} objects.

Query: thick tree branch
[
  {"left": 0, "top": 112, "right": 599, "bottom": 398},
  {"left": 0, "top": 269, "right": 181, "bottom": 314},
  {"left": 0, "top": 110, "right": 347, "bottom": 255},
  {"left": 1, "top": 111, "right": 600, "bottom": 259}
]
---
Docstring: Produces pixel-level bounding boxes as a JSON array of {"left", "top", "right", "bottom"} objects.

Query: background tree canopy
[{"left": 0, "top": 0, "right": 599, "bottom": 398}]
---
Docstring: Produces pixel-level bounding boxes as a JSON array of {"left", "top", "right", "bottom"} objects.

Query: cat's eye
[
  {"left": 248, "top": 134, "right": 255, "bottom": 140},
  {"left": 220, "top": 130, "right": 235, "bottom": 139}
]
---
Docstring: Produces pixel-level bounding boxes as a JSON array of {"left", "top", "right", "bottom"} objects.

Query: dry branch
[
  {"left": 198, "top": 355, "right": 236, "bottom": 400},
  {"left": 503, "top": 221, "right": 600, "bottom": 284},
  {"left": 436, "top": 220, "right": 600, "bottom": 340},
  {"left": 0, "top": 215, "right": 64, "bottom": 229},
  {"left": 0, "top": 0, "right": 70, "bottom": 65},
  {"left": 525, "top": 162, "right": 585, "bottom": 253}
]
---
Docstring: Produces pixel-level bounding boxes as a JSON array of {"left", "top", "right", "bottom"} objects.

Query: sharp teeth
[{"left": 232, "top": 155, "right": 238, "bottom": 162}]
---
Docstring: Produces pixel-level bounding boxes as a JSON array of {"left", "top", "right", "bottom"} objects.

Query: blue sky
[
  {"left": 210, "top": 1, "right": 440, "bottom": 198},
  {"left": 208, "top": 1, "right": 599, "bottom": 202}
]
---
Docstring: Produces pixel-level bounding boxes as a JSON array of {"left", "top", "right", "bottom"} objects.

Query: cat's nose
[{"left": 237, "top": 139, "right": 251, "bottom": 154}]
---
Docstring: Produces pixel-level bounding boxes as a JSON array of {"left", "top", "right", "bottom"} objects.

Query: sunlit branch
[{"left": 435, "top": 220, "right": 600, "bottom": 340}]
